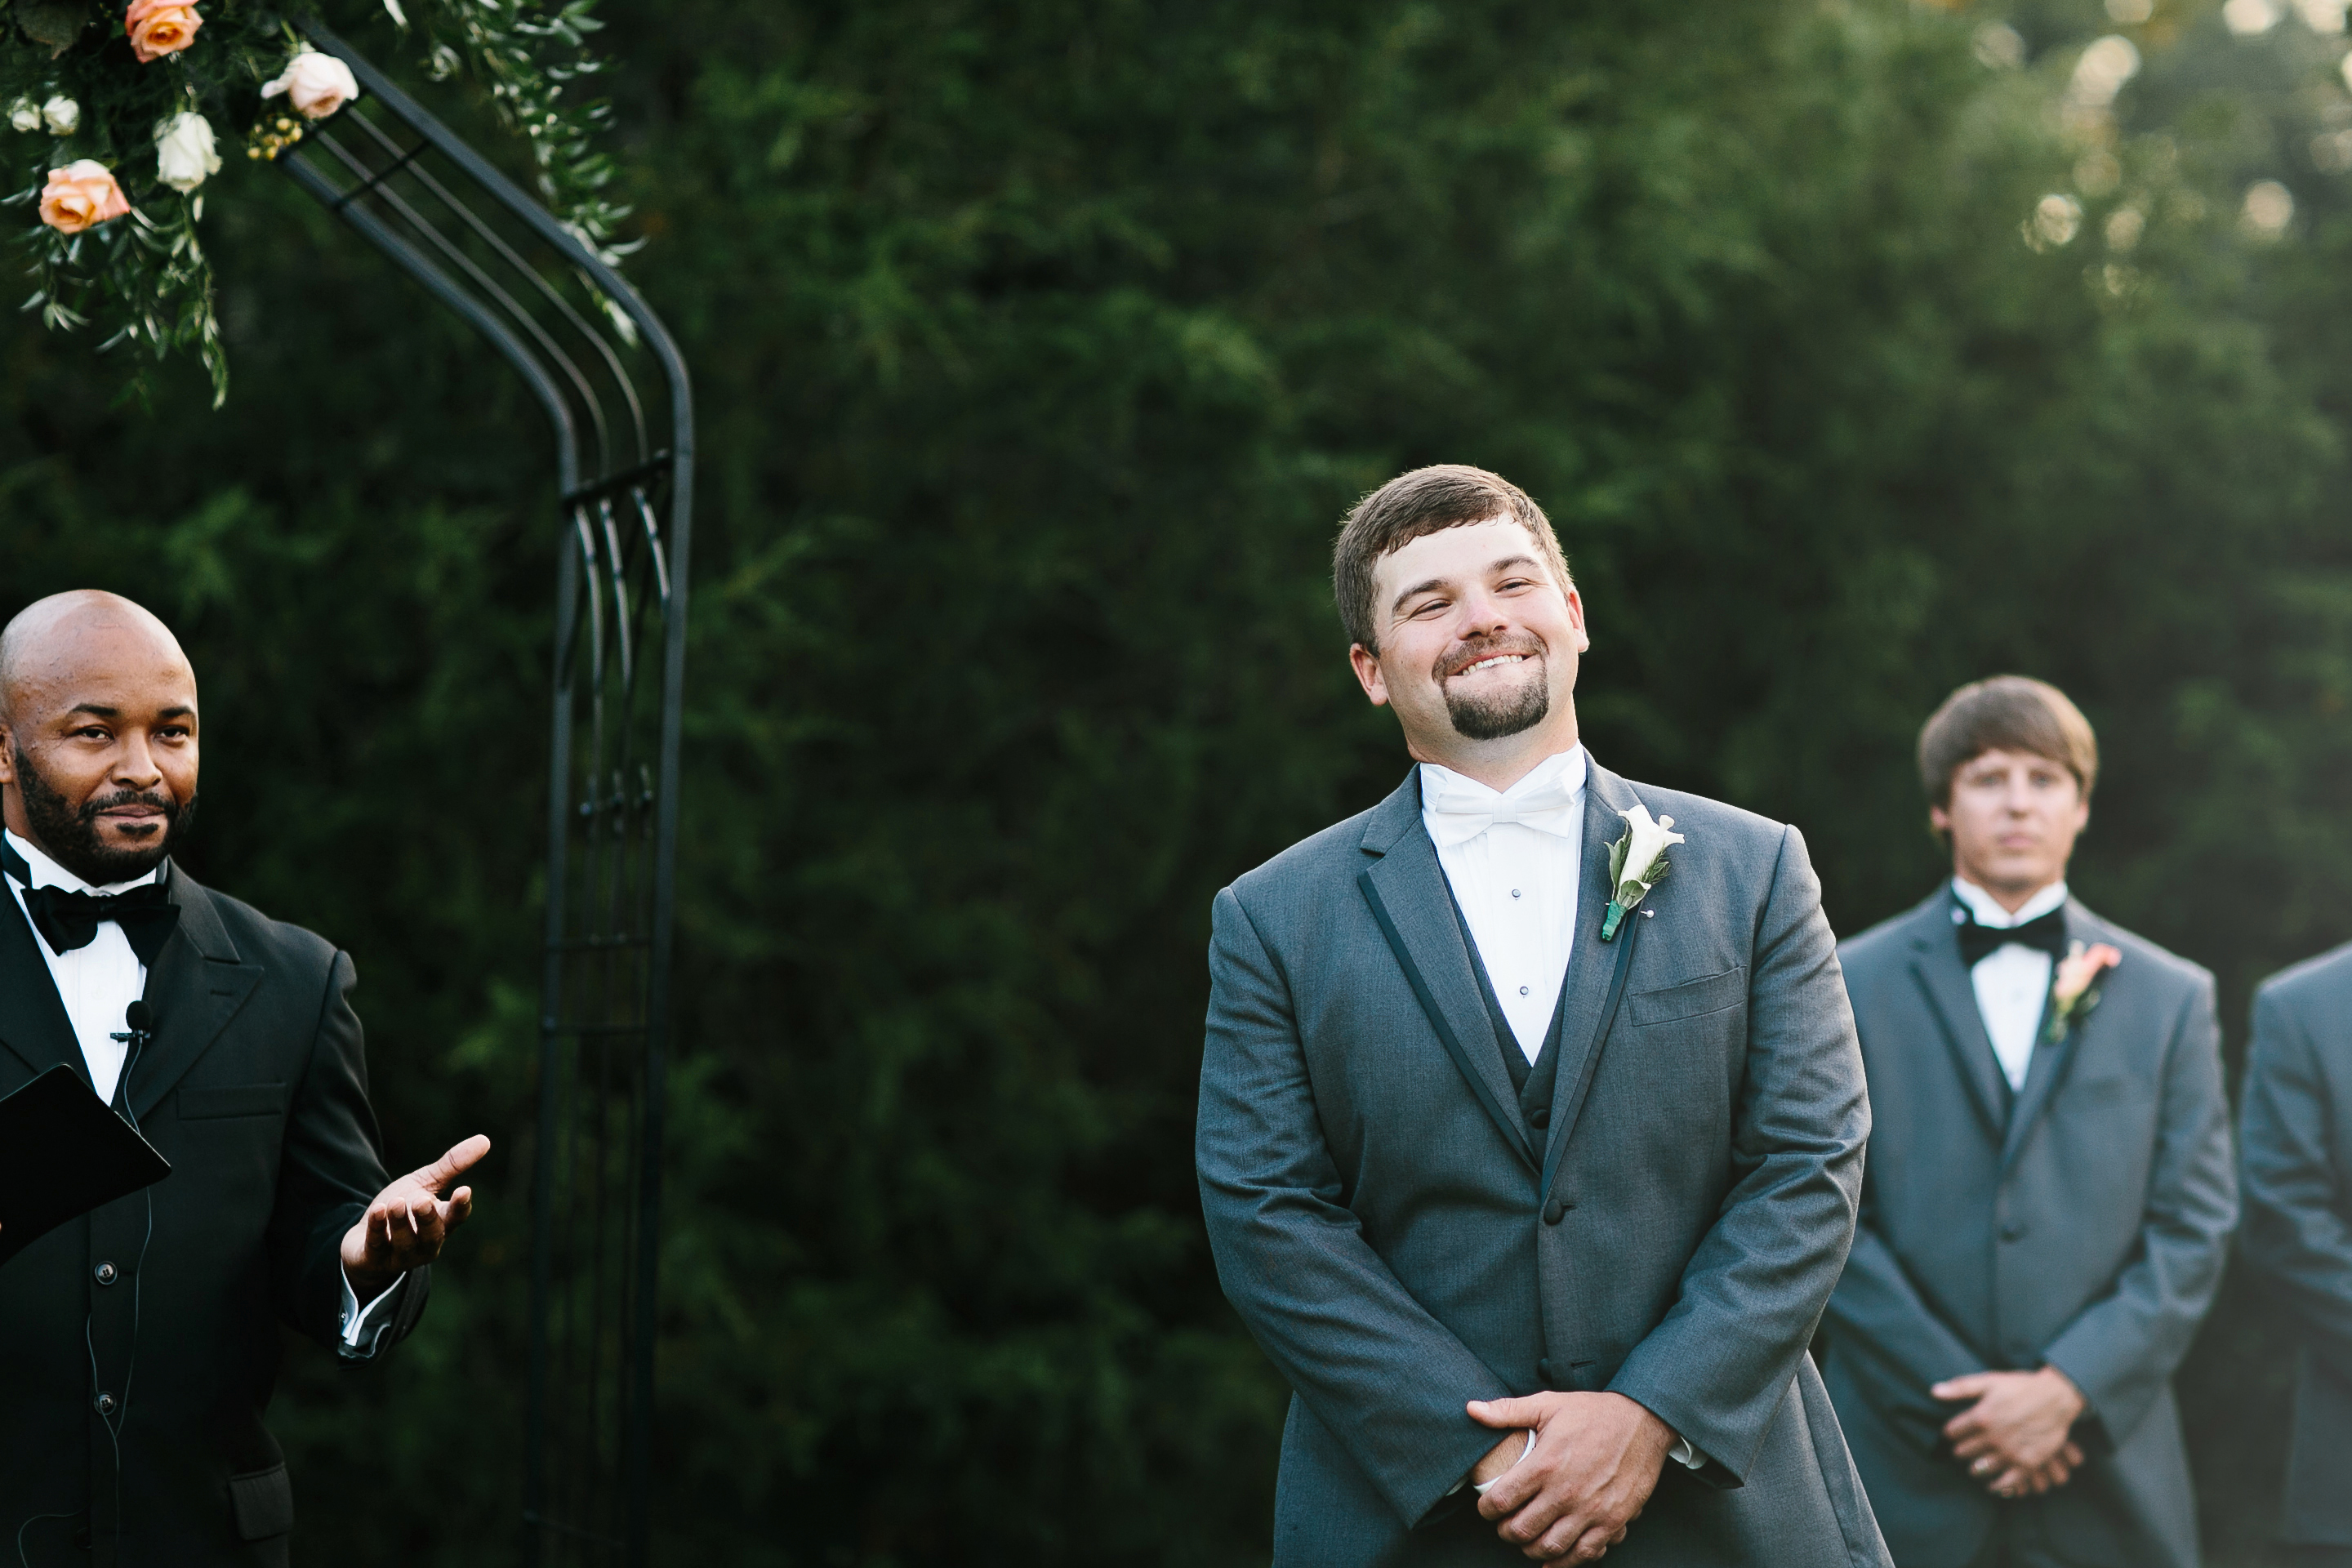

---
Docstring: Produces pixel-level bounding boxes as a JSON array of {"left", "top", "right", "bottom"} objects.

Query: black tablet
[{"left": 0, "top": 1066, "right": 171, "bottom": 1267}]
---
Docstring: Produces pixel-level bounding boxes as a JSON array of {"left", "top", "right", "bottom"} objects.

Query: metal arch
[{"left": 278, "top": 20, "right": 693, "bottom": 1568}]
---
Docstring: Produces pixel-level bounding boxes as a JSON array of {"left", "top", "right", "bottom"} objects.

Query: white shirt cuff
[
  {"left": 338, "top": 1269, "right": 411, "bottom": 1360},
  {"left": 1668, "top": 1433, "right": 1704, "bottom": 1469}
]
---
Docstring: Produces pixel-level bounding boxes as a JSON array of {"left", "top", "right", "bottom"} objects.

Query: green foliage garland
[{"left": 0, "top": 0, "right": 617, "bottom": 402}]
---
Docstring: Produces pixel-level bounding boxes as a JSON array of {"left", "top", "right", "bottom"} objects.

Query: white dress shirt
[
  {"left": 2, "top": 830, "right": 408, "bottom": 1356},
  {"left": 1952, "top": 877, "right": 2069, "bottom": 1091},
  {"left": 1418, "top": 754, "right": 1704, "bottom": 1475},
  {"left": 1420, "top": 749, "right": 1587, "bottom": 1062}
]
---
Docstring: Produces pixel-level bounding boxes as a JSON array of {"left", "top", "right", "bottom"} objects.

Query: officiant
[{"left": 0, "top": 590, "right": 488, "bottom": 1567}]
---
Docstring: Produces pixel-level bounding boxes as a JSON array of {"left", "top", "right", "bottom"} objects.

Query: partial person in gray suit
[
  {"left": 1823, "top": 678, "right": 2237, "bottom": 1568},
  {"left": 2240, "top": 945, "right": 2352, "bottom": 1568},
  {"left": 1196, "top": 465, "right": 1891, "bottom": 1566}
]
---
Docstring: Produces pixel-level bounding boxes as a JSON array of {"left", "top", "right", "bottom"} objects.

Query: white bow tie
[{"left": 1423, "top": 777, "right": 1584, "bottom": 848}]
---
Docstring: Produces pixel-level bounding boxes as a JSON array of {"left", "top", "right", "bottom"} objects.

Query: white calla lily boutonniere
[
  {"left": 1600, "top": 804, "right": 1684, "bottom": 942},
  {"left": 2045, "top": 940, "right": 2122, "bottom": 1044}
]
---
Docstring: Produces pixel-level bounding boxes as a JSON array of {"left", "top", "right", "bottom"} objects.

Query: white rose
[
  {"left": 261, "top": 48, "right": 362, "bottom": 121},
  {"left": 42, "top": 96, "right": 79, "bottom": 136},
  {"left": 9, "top": 99, "right": 40, "bottom": 135},
  {"left": 154, "top": 111, "right": 221, "bottom": 194}
]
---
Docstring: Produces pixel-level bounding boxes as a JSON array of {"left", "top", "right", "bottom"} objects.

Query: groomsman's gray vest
[{"left": 1445, "top": 890, "right": 1565, "bottom": 1162}]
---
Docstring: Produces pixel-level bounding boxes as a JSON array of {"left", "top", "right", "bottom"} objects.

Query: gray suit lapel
[
  {"left": 1539, "top": 764, "right": 1646, "bottom": 1200},
  {"left": 1356, "top": 772, "right": 1537, "bottom": 1172},
  {"left": 1999, "top": 899, "right": 2108, "bottom": 1171},
  {"left": 1904, "top": 898, "right": 2008, "bottom": 1146}
]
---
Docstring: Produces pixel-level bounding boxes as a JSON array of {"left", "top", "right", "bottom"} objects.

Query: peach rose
[
  {"left": 39, "top": 161, "right": 131, "bottom": 234},
  {"left": 125, "top": 0, "right": 203, "bottom": 65}
]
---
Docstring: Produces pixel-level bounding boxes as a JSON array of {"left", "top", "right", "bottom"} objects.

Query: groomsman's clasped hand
[
  {"left": 1466, "top": 1392, "right": 1673, "bottom": 1562},
  {"left": 1931, "top": 1366, "right": 2087, "bottom": 1498}
]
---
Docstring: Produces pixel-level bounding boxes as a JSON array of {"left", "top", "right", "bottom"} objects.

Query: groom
[{"left": 1196, "top": 466, "right": 1888, "bottom": 1566}]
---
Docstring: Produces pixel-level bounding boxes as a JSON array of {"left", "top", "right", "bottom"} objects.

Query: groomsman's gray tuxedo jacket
[
  {"left": 1196, "top": 761, "right": 1892, "bottom": 1567},
  {"left": 2240, "top": 942, "right": 2352, "bottom": 1551},
  {"left": 1824, "top": 892, "right": 2235, "bottom": 1568}
]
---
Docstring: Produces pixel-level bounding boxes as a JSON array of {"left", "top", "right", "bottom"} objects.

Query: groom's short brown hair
[
  {"left": 1918, "top": 675, "right": 2100, "bottom": 807},
  {"left": 1332, "top": 465, "right": 1572, "bottom": 653}
]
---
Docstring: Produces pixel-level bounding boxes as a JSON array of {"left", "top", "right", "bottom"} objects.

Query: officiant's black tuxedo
[{"left": 0, "top": 860, "right": 427, "bottom": 1567}]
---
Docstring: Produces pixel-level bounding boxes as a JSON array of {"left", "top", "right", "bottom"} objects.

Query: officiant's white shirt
[
  {"left": 2, "top": 829, "right": 408, "bottom": 1355},
  {"left": 1420, "top": 748, "right": 1586, "bottom": 1062},
  {"left": 1953, "top": 876, "right": 2068, "bottom": 1092}
]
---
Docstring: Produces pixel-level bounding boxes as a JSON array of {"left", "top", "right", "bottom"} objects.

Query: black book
[{"left": 0, "top": 1066, "right": 170, "bottom": 1267}]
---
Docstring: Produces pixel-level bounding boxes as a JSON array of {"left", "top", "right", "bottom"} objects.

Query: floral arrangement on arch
[{"left": 0, "top": 0, "right": 626, "bottom": 401}]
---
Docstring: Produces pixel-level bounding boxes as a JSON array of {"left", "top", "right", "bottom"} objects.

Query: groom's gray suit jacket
[
  {"left": 1196, "top": 761, "right": 1891, "bottom": 1567},
  {"left": 1823, "top": 891, "right": 2235, "bottom": 1568},
  {"left": 2239, "top": 942, "right": 2352, "bottom": 1549}
]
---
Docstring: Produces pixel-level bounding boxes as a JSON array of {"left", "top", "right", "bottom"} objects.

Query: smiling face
[
  {"left": 0, "top": 592, "right": 201, "bottom": 885},
  {"left": 1347, "top": 517, "right": 1588, "bottom": 785},
  {"left": 1931, "top": 747, "right": 2088, "bottom": 909}
]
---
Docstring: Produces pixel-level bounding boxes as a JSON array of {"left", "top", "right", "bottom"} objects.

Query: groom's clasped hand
[{"left": 1466, "top": 1392, "right": 1673, "bottom": 1563}]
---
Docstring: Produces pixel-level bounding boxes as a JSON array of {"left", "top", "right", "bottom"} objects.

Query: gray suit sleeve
[
  {"left": 1605, "top": 826, "right": 1870, "bottom": 1484},
  {"left": 2240, "top": 985, "right": 2352, "bottom": 1375},
  {"left": 1822, "top": 1196, "right": 1989, "bottom": 1451},
  {"left": 2040, "top": 976, "right": 2235, "bottom": 1450},
  {"left": 1196, "top": 887, "right": 1512, "bottom": 1527}
]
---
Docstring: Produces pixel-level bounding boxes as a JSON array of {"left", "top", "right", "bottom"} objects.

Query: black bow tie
[
  {"left": 1, "top": 838, "right": 179, "bottom": 967},
  {"left": 1956, "top": 904, "right": 2067, "bottom": 969}
]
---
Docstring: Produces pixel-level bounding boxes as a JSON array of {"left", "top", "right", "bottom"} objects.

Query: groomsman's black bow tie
[
  {"left": 1956, "top": 906, "right": 2067, "bottom": 969},
  {"left": 0, "top": 838, "right": 179, "bottom": 966}
]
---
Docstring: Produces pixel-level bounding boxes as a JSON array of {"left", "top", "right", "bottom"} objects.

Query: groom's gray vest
[{"left": 1196, "top": 761, "right": 1891, "bottom": 1567}]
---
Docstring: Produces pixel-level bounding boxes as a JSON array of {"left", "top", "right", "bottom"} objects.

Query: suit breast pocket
[
  {"left": 178, "top": 1083, "right": 286, "bottom": 1120},
  {"left": 1628, "top": 967, "right": 1748, "bottom": 1027}
]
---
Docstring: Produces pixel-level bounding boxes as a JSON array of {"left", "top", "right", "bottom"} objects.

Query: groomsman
[
  {"left": 2240, "top": 947, "right": 2352, "bottom": 1568},
  {"left": 1823, "top": 677, "right": 2236, "bottom": 1568},
  {"left": 1197, "top": 465, "right": 1889, "bottom": 1566}
]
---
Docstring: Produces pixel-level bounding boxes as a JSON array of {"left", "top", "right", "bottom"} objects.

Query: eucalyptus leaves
[{"left": 0, "top": 0, "right": 621, "bottom": 402}]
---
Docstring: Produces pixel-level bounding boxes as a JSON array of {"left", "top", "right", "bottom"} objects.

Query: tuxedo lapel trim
[
  {"left": 1998, "top": 898, "right": 2110, "bottom": 1172},
  {"left": 0, "top": 879, "right": 87, "bottom": 1085},
  {"left": 1536, "top": 764, "right": 1646, "bottom": 1198},
  {"left": 126, "top": 867, "right": 263, "bottom": 1120},
  {"left": 1357, "top": 770, "right": 1537, "bottom": 1173},
  {"left": 1904, "top": 898, "right": 2007, "bottom": 1146}
]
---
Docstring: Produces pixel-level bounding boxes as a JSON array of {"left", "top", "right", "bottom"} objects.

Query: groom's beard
[
  {"left": 1438, "top": 636, "right": 1552, "bottom": 742},
  {"left": 12, "top": 745, "right": 197, "bottom": 885}
]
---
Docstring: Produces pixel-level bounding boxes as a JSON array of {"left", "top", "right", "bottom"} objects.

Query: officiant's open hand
[
  {"left": 341, "top": 1135, "right": 492, "bottom": 1300},
  {"left": 1468, "top": 1391, "right": 1673, "bottom": 1562}
]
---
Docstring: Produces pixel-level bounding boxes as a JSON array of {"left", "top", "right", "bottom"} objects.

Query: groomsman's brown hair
[
  {"left": 1332, "top": 465, "right": 1573, "bottom": 653},
  {"left": 1918, "top": 676, "right": 2100, "bottom": 807}
]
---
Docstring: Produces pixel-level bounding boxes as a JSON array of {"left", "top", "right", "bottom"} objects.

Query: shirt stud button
[
  {"left": 1512, "top": 889, "right": 1522, "bottom": 899},
  {"left": 1519, "top": 986, "right": 1530, "bottom": 996}
]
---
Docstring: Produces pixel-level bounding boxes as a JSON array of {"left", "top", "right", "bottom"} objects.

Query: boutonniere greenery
[
  {"left": 1600, "top": 804, "right": 1683, "bottom": 942},
  {"left": 2045, "top": 940, "right": 2122, "bottom": 1044}
]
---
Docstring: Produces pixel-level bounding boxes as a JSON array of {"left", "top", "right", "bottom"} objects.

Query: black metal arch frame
[{"left": 277, "top": 20, "right": 690, "bottom": 1566}]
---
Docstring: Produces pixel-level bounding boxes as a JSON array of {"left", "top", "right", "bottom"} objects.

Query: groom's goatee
[
  {"left": 1447, "top": 680, "right": 1549, "bottom": 741},
  {"left": 1439, "top": 637, "right": 1551, "bottom": 741},
  {"left": 12, "top": 744, "right": 198, "bottom": 884}
]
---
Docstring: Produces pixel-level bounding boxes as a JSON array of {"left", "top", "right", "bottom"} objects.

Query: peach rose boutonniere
[
  {"left": 39, "top": 161, "right": 131, "bottom": 234},
  {"left": 125, "top": 0, "right": 204, "bottom": 65},
  {"left": 2045, "top": 941, "right": 2122, "bottom": 1045}
]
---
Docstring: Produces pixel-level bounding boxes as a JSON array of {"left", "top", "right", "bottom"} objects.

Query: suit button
[
  {"left": 1528, "top": 1107, "right": 1551, "bottom": 1129},
  {"left": 2000, "top": 1221, "right": 2027, "bottom": 1241},
  {"left": 93, "top": 1262, "right": 118, "bottom": 1287},
  {"left": 93, "top": 1392, "right": 116, "bottom": 1417},
  {"left": 1538, "top": 1356, "right": 1556, "bottom": 1383},
  {"left": 1543, "top": 1198, "right": 1568, "bottom": 1224}
]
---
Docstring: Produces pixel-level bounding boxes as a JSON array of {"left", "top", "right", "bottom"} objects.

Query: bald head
[{"left": 0, "top": 591, "right": 200, "bottom": 884}]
